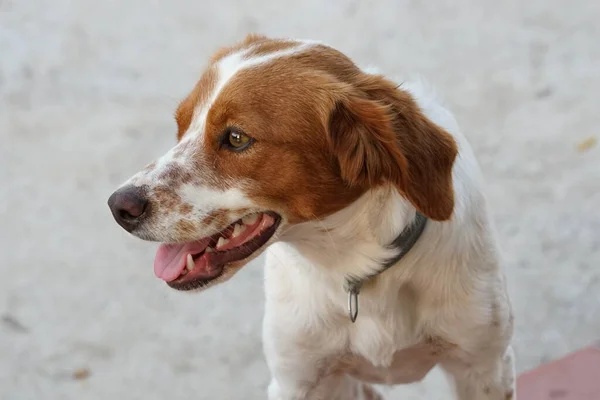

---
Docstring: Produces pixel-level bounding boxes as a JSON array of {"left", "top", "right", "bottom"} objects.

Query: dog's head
[{"left": 108, "top": 35, "right": 457, "bottom": 291}]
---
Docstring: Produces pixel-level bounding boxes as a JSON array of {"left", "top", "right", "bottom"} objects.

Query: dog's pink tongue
[{"left": 154, "top": 240, "right": 209, "bottom": 282}]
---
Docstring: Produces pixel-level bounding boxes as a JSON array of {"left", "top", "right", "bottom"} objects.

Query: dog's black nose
[{"left": 108, "top": 186, "right": 149, "bottom": 232}]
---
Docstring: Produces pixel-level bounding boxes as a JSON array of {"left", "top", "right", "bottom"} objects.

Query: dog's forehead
[{"left": 180, "top": 39, "right": 322, "bottom": 141}]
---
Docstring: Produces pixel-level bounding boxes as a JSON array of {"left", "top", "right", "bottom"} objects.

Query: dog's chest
[
  {"left": 335, "top": 298, "right": 454, "bottom": 385},
  {"left": 265, "top": 243, "right": 453, "bottom": 385},
  {"left": 337, "top": 340, "right": 446, "bottom": 385}
]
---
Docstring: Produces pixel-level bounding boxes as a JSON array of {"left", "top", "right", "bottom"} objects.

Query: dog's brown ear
[{"left": 327, "top": 79, "right": 458, "bottom": 221}]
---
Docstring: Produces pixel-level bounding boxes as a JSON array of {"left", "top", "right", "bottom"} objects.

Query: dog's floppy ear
[{"left": 327, "top": 78, "right": 458, "bottom": 221}]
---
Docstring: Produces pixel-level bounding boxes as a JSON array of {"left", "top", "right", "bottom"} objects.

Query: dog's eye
[{"left": 222, "top": 128, "right": 253, "bottom": 151}]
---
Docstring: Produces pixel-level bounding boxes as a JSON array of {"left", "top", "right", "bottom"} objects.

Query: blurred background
[{"left": 1, "top": 0, "right": 599, "bottom": 399}]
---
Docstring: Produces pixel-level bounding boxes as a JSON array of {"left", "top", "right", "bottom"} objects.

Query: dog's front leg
[
  {"left": 264, "top": 336, "right": 361, "bottom": 399},
  {"left": 263, "top": 316, "right": 379, "bottom": 400},
  {"left": 262, "top": 312, "right": 328, "bottom": 400},
  {"left": 268, "top": 373, "right": 380, "bottom": 400},
  {"left": 442, "top": 345, "right": 516, "bottom": 400}
]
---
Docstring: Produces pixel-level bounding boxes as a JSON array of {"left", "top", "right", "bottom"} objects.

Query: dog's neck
[
  {"left": 282, "top": 186, "right": 422, "bottom": 286},
  {"left": 344, "top": 210, "right": 427, "bottom": 289}
]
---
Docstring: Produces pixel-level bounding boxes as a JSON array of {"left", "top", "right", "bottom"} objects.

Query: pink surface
[{"left": 517, "top": 345, "right": 600, "bottom": 399}]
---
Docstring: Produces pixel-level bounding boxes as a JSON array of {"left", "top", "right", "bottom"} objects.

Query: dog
[{"left": 108, "top": 34, "right": 515, "bottom": 400}]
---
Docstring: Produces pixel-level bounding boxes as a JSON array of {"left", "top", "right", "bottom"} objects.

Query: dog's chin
[{"left": 151, "top": 211, "right": 283, "bottom": 292}]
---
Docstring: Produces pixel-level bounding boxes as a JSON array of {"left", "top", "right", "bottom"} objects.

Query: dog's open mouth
[{"left": 154, "top": 212, "right": 281, "bottom": 290}]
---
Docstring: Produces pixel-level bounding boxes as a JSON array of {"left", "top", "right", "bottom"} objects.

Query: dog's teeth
[
  {"left": 216, "top": 236, "right": 229, "bottom": 249},
  {"left": 206, "top": 247, "right": 214, "bottom": 253},
  {"left": 232, "top": 224, "right": 244, "bottom": 238},
  {"left": 186, "top": 254, "right": 194, "bottom": 271},
  {"left": 242, "top": 214, "right": 259, "bottom": 226}
]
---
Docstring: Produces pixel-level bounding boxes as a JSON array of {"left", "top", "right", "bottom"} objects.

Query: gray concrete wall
[{"left": 1, "top": 0, "right": 599, "bottom": 398}]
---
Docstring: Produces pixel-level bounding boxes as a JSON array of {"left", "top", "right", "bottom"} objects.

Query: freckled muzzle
[
  {"left": 108, "top": 182, "right": 283, "bottom": 291},
  {"left": 108, "top": 178, "right": 196, "bottom": 243}
]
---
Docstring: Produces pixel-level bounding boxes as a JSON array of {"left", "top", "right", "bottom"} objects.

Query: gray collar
[{"left": 344, "top": 212, "right": 428, "bottom": 322}]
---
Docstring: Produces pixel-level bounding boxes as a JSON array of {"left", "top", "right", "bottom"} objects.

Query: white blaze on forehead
[{"left": 184, "top": 41, "right": 319, "bottom": 140}]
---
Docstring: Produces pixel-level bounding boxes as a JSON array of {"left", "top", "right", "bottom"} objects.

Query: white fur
[
  {"left": 179, "top": 184, "right": 255, "bottom": 214},
  {"left": 263, "top": 78, "right": 515, "bottom": 399}
]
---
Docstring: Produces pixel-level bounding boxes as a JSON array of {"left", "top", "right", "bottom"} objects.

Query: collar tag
[
  {"left": 347, "top": 286, "right": 360, "bottom": 323},
  {"left": 343, "top": 212, "right": 428, "bottom": 323}
]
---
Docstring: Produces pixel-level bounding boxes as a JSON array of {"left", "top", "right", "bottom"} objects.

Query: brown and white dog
[{"left": 108, "top": 34, "right": 515, "bottom": 400}]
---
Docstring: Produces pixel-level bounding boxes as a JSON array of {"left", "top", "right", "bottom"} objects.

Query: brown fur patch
[
  {"left": 178, "top": 203, "right": 193, "bottom": 215},
  {"left": 201, "top": 213, "right": 216, "bottom": 226},
  {"left": 174, "top": 219, "right": 196, "bottom": 237},
  {"left": 156, "top": 163, "right": 192, "bottom": 184},
  {"left": 201, "top": 209, "right": 230, "bottom": 228},
  {"left": 152, "top": 186, "right": 181, "bottom": 209}
]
